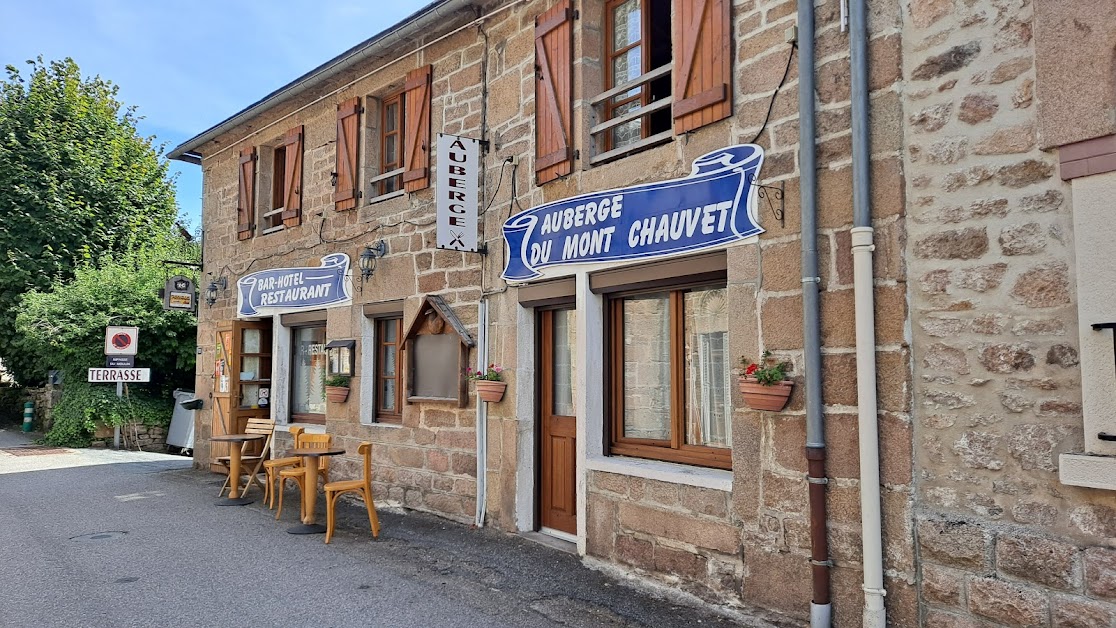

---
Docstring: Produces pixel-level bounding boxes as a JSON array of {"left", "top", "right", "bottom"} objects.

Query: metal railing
[{"left": 589, "top": 63, "right": 673, "bottom": 165}]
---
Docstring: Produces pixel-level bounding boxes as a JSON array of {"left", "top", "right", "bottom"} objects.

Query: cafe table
[
  {"left": 211, "top": 433, "right": 265, "bottom": 506},
  {"left": 287, "top": 446, "right": 346, "bottom": 534}
]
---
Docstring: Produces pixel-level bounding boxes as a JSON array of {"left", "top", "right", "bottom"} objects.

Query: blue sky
[{"left": 1, "top": 0, "right": 435, "bottom": 230}]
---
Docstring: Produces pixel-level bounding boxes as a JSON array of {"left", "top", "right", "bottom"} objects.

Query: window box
[{"left": 738, "top": 378, "right": 793, "bottom": 412}]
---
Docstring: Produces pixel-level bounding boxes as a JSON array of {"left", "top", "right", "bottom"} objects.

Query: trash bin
[{"left": 167, "top": 389, "right": 198, "bottom": 455}]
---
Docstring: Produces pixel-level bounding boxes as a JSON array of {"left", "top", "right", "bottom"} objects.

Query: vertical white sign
[{"left": 436, "top": 133, "right": 479, "bottom": 252}]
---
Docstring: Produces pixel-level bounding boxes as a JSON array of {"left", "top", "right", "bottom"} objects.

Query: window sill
[
  {"left": 361, "top": 420, "right": 403, "bottom": 429},
  {"left": 586, "top": 455, "right": 732, "bottom": 492},
  {"left": 1060, "top": 453, "right": 1116, "bottom": 490}
]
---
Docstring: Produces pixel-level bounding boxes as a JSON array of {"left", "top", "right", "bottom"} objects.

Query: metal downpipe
[
  {"left": 796, "top": 0, "right": 830, "bottom": 625},
  {"left": 850, "top": 0, "right": 887, "bottom": 624}
]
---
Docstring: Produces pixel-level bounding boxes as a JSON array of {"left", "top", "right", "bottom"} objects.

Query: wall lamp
[
  {"left": 204, "top": 276, "right": 228, "bottom": 307},
  {"left": 359, "top": 241, "right": 387, "bottom": 282}
]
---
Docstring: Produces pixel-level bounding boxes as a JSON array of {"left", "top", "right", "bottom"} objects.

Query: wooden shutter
[
  {"left": 672, "top": 0, "right": 732, "bottom": 134},
  {"left": 403, "top": 65, "right": 432, "bottom": 192},
  {"left": 534, "top": 1, "right": 573, "bottom": 185},
  {"left": 237, "top": 147, "right": 256, "bottom": 240},
  {"left": 335, "top": 97, "right": 361, "bottom": 211},
  {"left": 281, "top": 125, "right": 304, "bottom": 227}
]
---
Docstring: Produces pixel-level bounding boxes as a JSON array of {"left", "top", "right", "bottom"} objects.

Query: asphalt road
[{"left": 0, "top": 438, "right": 787, "bottom": 628}]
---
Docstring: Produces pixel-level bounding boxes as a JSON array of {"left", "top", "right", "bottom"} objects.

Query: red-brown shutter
[
  {"left": 237, "top": 147, "right": 256, "bottom": 240},
  {"left": 672, "top": 0, "right": 732, "bottom": 134},
  {"left": 534, "top": 1, "right": 573, "bottom": 185},
  {"left": 335, "top": 97, "right": 361, "bottom": 211},
  {"left": 403, "top": 65, "right": 432, "bottom": 192},
  {"left": 281, "top": 125, "right": 304, "bottom": 227}
]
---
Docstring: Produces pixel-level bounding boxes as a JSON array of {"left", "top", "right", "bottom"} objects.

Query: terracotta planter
[
  {"left": 738, "top": 377, "right": 793, "bottom": 412},
  {"left": 474, "top": 380, "right": 507, "bottom": 403},
  {"left": 325, "top": 386, "right": 350, "bottom": 403}
]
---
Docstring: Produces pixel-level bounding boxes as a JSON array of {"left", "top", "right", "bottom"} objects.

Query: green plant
[
  {"left": 42, "top": 380, "right": 172, "bottom": 447},
  {"left": 466, "top": 364, "right": 504, "bottom": 381},
  {"left": 741, "top": 351, "right": 791, "bottom": 386},
  {"left": 325, "top": 374, "right": 351, "bottom": 388}
]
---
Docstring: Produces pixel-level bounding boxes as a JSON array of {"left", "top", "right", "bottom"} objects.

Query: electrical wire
[{"left": 746, "top": 42, "right": 798, "bottom": 145}]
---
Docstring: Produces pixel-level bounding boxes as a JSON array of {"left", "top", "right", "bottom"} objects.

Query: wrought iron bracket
[{"left": 751, "top": 179, "right": 785, "bottom": 228}]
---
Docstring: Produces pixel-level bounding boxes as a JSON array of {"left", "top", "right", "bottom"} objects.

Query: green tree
[
  {"left": 0, "top": 58, "right": 177, "bottom": 383},
  {"left": 15, "top": 239, "right": 198, "bottom": 446}
]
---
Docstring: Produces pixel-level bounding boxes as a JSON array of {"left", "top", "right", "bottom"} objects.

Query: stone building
[{"left": 169, "top": 0, "right": 1116, "bottom": 625}]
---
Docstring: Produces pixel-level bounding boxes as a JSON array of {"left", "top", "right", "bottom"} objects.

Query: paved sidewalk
[
  {"left": 0, "top": 426, "right": 192, "bottom": 475},
  {"left": 0, "top": 448, "right": 794, "bottom": 628}
]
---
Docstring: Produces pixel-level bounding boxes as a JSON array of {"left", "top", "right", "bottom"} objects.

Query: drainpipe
[
  {"left": 474, "top": 297, "right": 490, "bottom": 527},
  {"left": 796, "top": 1, "right": 830, "bottom": 626},
  {"left": 850, "top": 0, "right": 887, "bottom": 625}
]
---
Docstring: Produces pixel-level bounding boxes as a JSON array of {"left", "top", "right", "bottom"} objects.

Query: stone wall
[
  {"left": 189, "top": 0, "right": 918, "bottom": 622},
  {"left": 904, "top": 0, "right": 1116, "bottom": 624}
]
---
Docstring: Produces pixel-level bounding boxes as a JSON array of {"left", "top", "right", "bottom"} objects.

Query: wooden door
[
  {"left": 540, "top": 308, "right": 577, "bottom": 535},
  {"left": 212, "top": 324, "right": 234, "bottom": 471},
  {"left": 210, "top": 320, "right": 273, "bottom": 470}
]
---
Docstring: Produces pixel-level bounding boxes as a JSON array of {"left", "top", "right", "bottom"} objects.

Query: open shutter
[
  {"left": 237, "top": 147, "right": 256, "bottom": 240},
  {"left": 534, "top": 1, "right": 573, "bottom": 185},
  {"left": 672, "top": 0, "right": 732, "bottom": 134},
  {"left": 281, "top": 126, "right": 304, "bottom": 227},
  {"left": 403, "top": 65, "right": 432, "bottom": 193},
  {"left": 335, "top": 97, "right": 361, "bottom": 211}
]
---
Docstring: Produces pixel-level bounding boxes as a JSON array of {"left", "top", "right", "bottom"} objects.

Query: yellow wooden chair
[
  {"left": 324, "top": 442, "right": 380, "bottom": 544},
  {"left": 217, "top": 418, "right": 276, "bottom": 497},
  {"left": 275, "top": 432, "right": 332, "bottom": 520},
  {"left": 262, "top": 426, "right": 305, "bottom": 509}
]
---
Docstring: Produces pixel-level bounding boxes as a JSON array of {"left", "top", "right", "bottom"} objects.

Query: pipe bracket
[
  {"left": 801, "top": 276, "right": 821, "bottom": 284},
  {"left": 863, "top": 586, "right": 888, "bottom": 597},
  {"left": 810, "top": 559, "right": 834, "bottom": 567},
  {"left": 807, "top": 476, "right": 829, "bottom": 485}
]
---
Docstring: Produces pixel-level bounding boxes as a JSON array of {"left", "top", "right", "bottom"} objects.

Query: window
[
  {"left": 376, "top": 92, "right": 405, "bottom": 196},
  {"left": 376, "top": 317, "right": 402, "bottom": 423},
  {"left": 608, "top": 286, "right": 731, "bottom": 469},
  {"left": 261, "top": 144, "right": 287, "bottom": 234},
  {"left": 291, "top": 326, "right": 327, "bottom": 424},
  {"left": 603, "top": 0, "right": 671, "bottom": 151}
]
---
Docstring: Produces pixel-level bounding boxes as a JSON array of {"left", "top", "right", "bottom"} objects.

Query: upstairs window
[
  {"left": 603, "top": 0, "right": 672, "bottom": 152},
  {"left": 376, "top": 92, "right": 405, "bottom": 197}
]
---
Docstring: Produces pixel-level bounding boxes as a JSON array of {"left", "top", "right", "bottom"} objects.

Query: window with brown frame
[
  {"left": 608, "top": 285, "right": 732, "bottom": 469},
  {"left": 376, "top": 317, "right": 403, "bottom": 424},
  {"left": 379, "top": 92, "right": 404, "bottom": 196},
  {"left": 262, "top": 144, "right": 287, "bottom": 233},
  {"left": 602, "top": 0, "right": 672, "bottom": 152}
]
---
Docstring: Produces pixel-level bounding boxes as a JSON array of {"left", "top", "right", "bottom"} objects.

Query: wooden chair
[
  {"left": 262, "top": 426, "right": 305, "bottom": 509},
  {"left": 217, "top": 418, "right": 276, "bottom": 497},
  {"left": 275, "top": 432, "right": 333, "bottom": 520},
  {"left": 324, "top": 442, "right": 380, "bottom": 544}
]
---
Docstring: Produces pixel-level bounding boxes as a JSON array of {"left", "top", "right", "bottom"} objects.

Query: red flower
[{"left": 745, "top": 364, "right": 759, "bottom": 376}]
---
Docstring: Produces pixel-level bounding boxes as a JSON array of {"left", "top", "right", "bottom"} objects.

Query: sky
[{"left": 1, "top": 0, "right": 437, "bottom": 230}]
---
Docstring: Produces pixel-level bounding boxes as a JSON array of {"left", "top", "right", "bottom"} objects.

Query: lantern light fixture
[
  {"left": 359, "top": 240, "right": 387, "bottom": 282},
  {"left": 204, "top": 276, "right": 228, "bottom": 307}
]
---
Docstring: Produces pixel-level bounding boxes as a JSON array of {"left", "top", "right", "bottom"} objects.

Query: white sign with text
[
  {"left": 436, "top": 133, "right": 479, "bottom": 252},
  {"left": 88, "top": 368, "right": 151, "bottom": 383}
]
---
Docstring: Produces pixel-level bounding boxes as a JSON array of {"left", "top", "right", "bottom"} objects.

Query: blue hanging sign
[
  {"left": 236, "top": 253, "right": 352, "bottom": 317},
  {"left": 501, "top": 144, "right": 766, "bottom": 281}
]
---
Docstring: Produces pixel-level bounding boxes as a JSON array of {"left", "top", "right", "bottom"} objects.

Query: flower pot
[
  {"left": 738, "top": 377, "right": 793, "bottom": 412},
  {"left": 325, "top": 386, "right": 350, "bottom": 403},
  {"left": 474, "top": 380, "right": 507, "bottom": 403}
]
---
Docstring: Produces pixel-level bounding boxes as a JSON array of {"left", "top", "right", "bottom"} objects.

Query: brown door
[
  {"left": 540, "top": 308, "right": 577, "bottom": 535},
  {"left": 211, "top": 320, "right": 273, "bottom": 470}
]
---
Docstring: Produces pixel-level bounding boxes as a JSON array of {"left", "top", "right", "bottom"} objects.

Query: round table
[
  {"left": 212, "top": 433, "right": 265, "bottom": 506},
  {"left": 287, "top": 446, "right": 346, "bottom": 534}
]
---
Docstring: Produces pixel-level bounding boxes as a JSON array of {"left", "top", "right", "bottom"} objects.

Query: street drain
[{"left": 70, "top": 531, "right": 127, "bottom": 542}]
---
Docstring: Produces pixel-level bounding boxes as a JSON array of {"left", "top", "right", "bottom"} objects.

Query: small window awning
[{"left": 324, "top": 339, "right": 356, "bottom": 349}]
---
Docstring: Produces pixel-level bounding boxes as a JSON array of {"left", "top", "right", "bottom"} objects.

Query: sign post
[{"left": 101, "top": 326, "right": 142, "bottom": 449}]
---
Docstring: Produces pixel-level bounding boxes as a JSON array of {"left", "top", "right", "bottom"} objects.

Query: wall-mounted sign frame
[
  {"left": 163, "top": 275, "right": 196, "bottom": 312},
  {"left": 236, "top": 253, "right": 352, "bottom": 318},
  {"left": 435, "top": 133, "right": 480, "bottom": 252},
  {"left": 500, "top": 144, "right": 766, "bottom": 282}
]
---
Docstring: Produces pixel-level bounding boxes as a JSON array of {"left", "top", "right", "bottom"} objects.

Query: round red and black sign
[{"left": 111, "top": 333, "right": 133, "bottom": 350}]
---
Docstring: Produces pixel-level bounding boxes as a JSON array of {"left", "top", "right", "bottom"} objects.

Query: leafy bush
[{"left": 43, "top": 380, "right": 173, "bottom": 447}]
